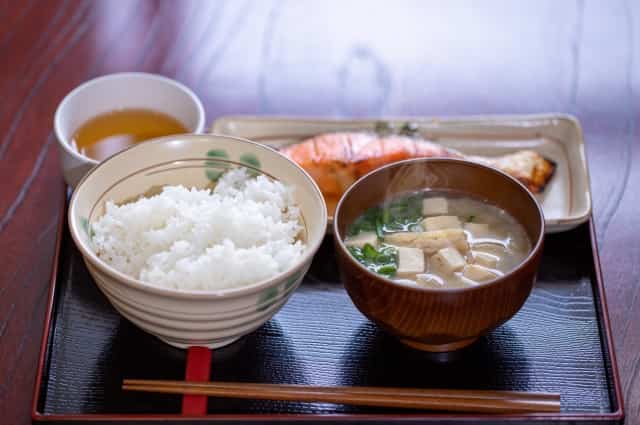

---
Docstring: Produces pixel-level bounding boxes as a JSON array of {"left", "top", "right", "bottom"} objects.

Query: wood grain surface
[{"left": 0, "top": 0, "right": 638, "bottom": 423}]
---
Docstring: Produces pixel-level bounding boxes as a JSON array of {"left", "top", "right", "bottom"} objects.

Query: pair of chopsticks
[{"left": 123, "top": 379, "right": 560, "bottom": 413}]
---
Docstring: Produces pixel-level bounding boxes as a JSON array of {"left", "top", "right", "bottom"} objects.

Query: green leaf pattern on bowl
[
  {"left": 204, "top": 150, "right": 262, "bottom": 182},
  {"left": 205, "top": 149, "right": 229, "bottom": 182},
  {"left": 256, "top": 272, "right": 302, "bottom": 312},
  {"left": 257, "top": 286, "right": 279, "bottom": 312},
  {"left": 239, "top": 153, "right": 261, "bottom": 169},
  {"left": 205, "top": 168, "right": 225, "bottom": 181},
  {"left": 284, "top": 272, "right": 301, "bottom": 290},
  {"left": 207, "top": 149, "right": 229, "bottom": 158},
  {"left": 79, "top": 216, "right": 94, "bottom": 239},
  {"left": 240, "top": 153, "right": 261, "bottom": 177}
]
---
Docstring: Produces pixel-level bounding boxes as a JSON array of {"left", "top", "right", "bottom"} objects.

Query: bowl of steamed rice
[{"left": 68, "top": 134, "right": 327, "bottom": 348}]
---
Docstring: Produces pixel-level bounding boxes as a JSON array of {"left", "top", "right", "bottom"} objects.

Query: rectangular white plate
[{"left": 211, "top": 114, "right": 591, "bottom": 233}]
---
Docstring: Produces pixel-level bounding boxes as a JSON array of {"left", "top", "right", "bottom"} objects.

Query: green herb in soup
[
  {"left": 348, "top": 194, "right": 424, "bottom": 238},
  {"left": 344, "top": 191, "right": 532, "bottom": 289},
  {"left": 347, "top": 243, "right": 398, "bottom": 276}
]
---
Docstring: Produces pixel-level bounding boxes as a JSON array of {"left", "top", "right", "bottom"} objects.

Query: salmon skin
[{"left": 280, "top": 132, "right": 556, "bottom": 214}]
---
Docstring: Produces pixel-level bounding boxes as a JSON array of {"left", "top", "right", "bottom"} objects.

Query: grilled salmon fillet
[{"left": 280, "top": 132, "right": 555, "bottom": 214}]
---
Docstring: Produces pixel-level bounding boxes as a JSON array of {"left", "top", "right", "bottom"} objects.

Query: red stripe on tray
[{"left": 181, "top": 346, "right": 212, "bottom": 416}]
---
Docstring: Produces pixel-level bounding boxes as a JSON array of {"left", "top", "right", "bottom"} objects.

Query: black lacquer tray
[{"left": 32, "top": 201, "right": 623, "bottom": 424}]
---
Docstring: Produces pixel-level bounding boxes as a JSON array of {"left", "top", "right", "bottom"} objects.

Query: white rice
[{"left": 90, "top": 169, "right": 305, "bottom": 291}]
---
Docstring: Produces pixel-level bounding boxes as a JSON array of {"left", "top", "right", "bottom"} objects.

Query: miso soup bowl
[
  {"left": 334, "top": 158, "right": 544, "bottom": 352},
  {"left": 68, "top": 134, "right": 327, "bottom": 349}
]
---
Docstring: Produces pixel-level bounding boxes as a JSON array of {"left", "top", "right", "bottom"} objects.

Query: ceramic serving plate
[{"left": 211, "top": 114, "right": 591, "bottom": 233}]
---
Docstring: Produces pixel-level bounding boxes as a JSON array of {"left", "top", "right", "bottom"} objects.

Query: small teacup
[{"left": 54, "top": 72, "right": 205, "bottom": 187}]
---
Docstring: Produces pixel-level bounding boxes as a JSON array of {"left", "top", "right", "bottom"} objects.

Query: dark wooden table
[{"left": 1, "top": 1, "right": 638, "bottom": 423}]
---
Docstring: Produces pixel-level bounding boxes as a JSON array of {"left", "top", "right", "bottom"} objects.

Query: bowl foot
[
  {"left": 400, "top": 337, "right": 478, "bottom": 352},
  {"left": 158, "top": 335, "right": 242, "bottom": 350}
]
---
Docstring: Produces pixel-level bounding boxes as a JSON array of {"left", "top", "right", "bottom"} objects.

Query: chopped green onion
[
  {"left": 377, "top": 264, "right": 397, "bottom": 276},
  {"left": 375, "top": 216, "right": 384, "bottom": 239},
  {"left": 382, "top": 207, "right": 391, "bottom": 224},
  {"left": 346, "top": 243, "right": 398, "bottom": 277},
  {"left": 362, "top": 243, "right": 377, "bottom": 260}
]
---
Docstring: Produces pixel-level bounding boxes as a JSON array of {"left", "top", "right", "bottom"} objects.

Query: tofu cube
[
  {"left": 464, "top": 222, "right": 491, "bottom": 238},
  {"left": 471, "top": 251, "right": 500, "bottom": 269},
  {"left": 397, "top": 247, "right": 425, "bottom": 275},
  {"left": 416, "top": 274, "right": 445, "bottom": 289},
  {"left": 431, "top": 247, "right": 466, "bottom": 274},
  {"left": 422, "top": 197, "right": 448, "bottom": 215},
  {"left": 463, "top": 264, "right": 498, "bottom": 282},
  {"left": 385, "top": 229, "right": 470, "bottom": 254},
  {"left": 473, "top": 243, "right": 507, "bottom": 257},
  {"left": 383, "top": 232, "right": 419, "bottom": 248},
  {"left": 345, "top": 231, "right": 378, "bottom": 248},
  {"left": 422, "top": 215, "right": 461, "bottom": 231},
  {"left": 471, "top": 251, "right": 499, "bottom": 268}
]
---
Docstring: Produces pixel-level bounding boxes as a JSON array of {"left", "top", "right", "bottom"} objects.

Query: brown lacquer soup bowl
[{"left": 333, "top": 158, "right": 545, "bottom": 352}]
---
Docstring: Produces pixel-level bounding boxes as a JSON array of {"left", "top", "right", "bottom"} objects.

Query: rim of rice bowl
[{"left": 68, "top": 135, "right": 327, "bottom": 300}]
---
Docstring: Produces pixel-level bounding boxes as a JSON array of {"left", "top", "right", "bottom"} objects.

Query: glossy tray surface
[{"left": 33, "top": 220, "right": 622, "bottom": 423}]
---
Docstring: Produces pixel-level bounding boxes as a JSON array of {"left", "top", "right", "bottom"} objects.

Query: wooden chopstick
[{"left": 122, "top": 379, "right": 560, "bottom": 413}]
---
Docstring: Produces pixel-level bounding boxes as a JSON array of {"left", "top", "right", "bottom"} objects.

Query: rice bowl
[{"left": 68, "top": 134, "right": 327, "bottom": 348}]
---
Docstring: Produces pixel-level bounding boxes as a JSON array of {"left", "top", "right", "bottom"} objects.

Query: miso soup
[{"left": 344, "top": 191, "right": 531, "bottom": 289}]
